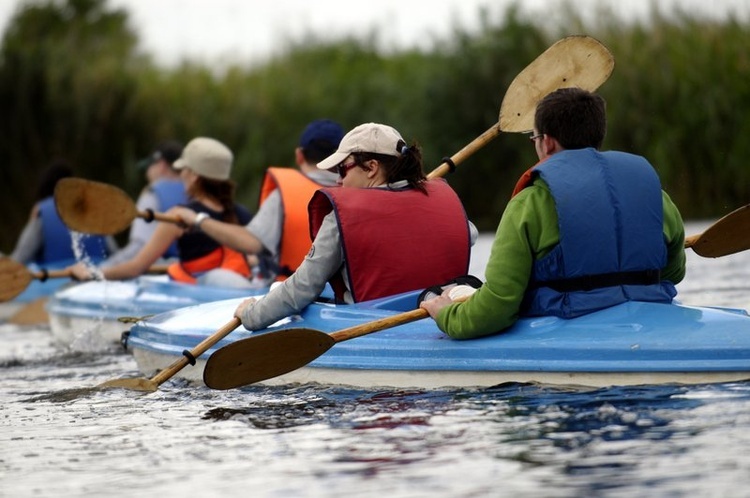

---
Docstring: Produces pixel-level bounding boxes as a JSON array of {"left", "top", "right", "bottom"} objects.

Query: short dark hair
[
  {"left": 534, "top": 87, "right": 606, "bottom": 150},
  {"left": 301, "top": 138, "right": 339, "bottom": 164},
  {"left": 36, "top": 159, "right": 73, "bottom": 201}
]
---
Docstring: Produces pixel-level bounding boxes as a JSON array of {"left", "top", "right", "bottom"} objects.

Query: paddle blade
[
  {"left": 686, "top": 204, "right": 750, "bottom": 257},
  {"left": 96, "top": 377, "right": 159, "bottom": 392},
  {"left": 204, "top": 328, "right": 336, "bottom": 390},
  {"left": 499, "top": 35, "right": 615, "bottom": 133},
  {"left": 0, "top": 257, "right": 33, "bottom": 302},
  {"left": 54, "top": 177, "right": 137, "bottom": 235}
]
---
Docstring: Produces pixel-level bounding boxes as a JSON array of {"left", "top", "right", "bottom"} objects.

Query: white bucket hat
[
  {"left": 173, "top": 137, "right": 233, "bottom": 181},
  {"left": 317, "top": 123, "right": 404, "bottom": 170}
]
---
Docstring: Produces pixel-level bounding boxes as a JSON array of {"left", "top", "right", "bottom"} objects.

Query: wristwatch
[{"left": 193, "top": 212, "right": 210, "bottom": 230}]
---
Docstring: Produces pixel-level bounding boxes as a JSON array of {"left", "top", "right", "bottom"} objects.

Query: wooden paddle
[
  {"left": 683, "top": 204, "right": 750, "bottom": 258},
  {"left": 54, "top": 177, "right": 185, "bottom": 235},
  {"left": 97, "top": 317, "right": 241, "bottom": 392},
  {"left": 426, "top": 35, "right": 615, "bottom": 180},
  {"left": 0, "top": 256, "right": 170, "bottom": 303},
  {"left": 204, "top": 309, "right": 430, "bottom": 390}
]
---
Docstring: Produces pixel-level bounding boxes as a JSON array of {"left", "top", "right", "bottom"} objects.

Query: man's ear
[
  {"left": 294, "top": 147, "right": 305, "bottom": 167},
  {"left": 542, "top": 135, "right": 563, "bottom": 155}
]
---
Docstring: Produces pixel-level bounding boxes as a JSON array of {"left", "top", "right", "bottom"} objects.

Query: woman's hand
[
  {"left": 170, "top": 207, "right": 198, "bottom": 228},
  {"left": 234, "top": 297, "right": 258, "bottom": 322}
]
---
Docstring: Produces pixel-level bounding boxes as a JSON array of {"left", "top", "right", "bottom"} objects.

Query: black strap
[{"left": 531, "top": 269, "right": 661, "bottom": 293}]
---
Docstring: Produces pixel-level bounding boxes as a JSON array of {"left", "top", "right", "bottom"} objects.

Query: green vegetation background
[{"left": 1, "top": 0, "right": 748, "bottom": 252}]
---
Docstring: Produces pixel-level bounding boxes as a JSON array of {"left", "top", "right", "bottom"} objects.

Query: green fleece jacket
[{"left": 435, "top": 177, "right": 686, "bottom": 339}]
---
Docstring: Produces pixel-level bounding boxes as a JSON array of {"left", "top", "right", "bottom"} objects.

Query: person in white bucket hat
[
  {"left": 69, "top": 137, "right": 258, "bottom": 287},
  {"left": 234, "top": 122, "right": 477, "bottom": 332}
]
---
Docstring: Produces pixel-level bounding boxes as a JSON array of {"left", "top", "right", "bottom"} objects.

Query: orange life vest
[
  {"left": 167, "top": 246, "right": 252, "bottom": 284},
  {"left": 258, "top": 167, "right": 330, "bottom": 278}
]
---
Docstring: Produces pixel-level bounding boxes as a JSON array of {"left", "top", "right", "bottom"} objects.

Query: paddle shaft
[
  {"left": 427, "top": 125, "right": 501, "bottom": 180},
  {"left": 137, "top": 210, "right": 185, "bottom": 227},
  {"left": 28, "top": 264, "right": 168, "bottom": 282},
  {"left": 329, "top": 308, "right": 428, "bottom": 343},
  {"left": 149, "top": 317, "right": 241, "bottom": 386}
]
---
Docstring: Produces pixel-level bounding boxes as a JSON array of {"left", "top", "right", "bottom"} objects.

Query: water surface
[{"left": 2, "top": 222, "right": 750, "bottom": 497}]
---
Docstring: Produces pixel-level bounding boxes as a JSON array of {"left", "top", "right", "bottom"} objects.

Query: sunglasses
[{"left": 337, "top": 161, "right": 359, "bottom": 178}]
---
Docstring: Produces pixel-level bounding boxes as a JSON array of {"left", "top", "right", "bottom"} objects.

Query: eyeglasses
[
  {"left": 529, "top": 133, "right": 544, "bottom": 142},
  {"left": 336, "top": 161, "right": 359, "bottom": 179}
]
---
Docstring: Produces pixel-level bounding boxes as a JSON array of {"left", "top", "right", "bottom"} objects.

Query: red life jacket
[
  {"left": 308, "top": 179, "right": 471, "bottom": 302},
  {"left": 259, "top": 167, "right": 329, "bottom": 278},
  {"left": 167, "top": 246, "right": 251, "bottom": 284}
]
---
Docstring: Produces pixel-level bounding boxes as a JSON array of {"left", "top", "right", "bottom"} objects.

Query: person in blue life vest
[
  {"left": 233, "top": 122, "right": 478, "bottom": 332},
  {"left": 420, "top": 87, "right": 686, "bottom": 339},
  {"left": 172, "top": 119, "right": 344, "bottom": 285},
  {"left": 68, "top": 137, "right": 256, "bottom": 286},
  {"left": 100, "top": 140, "right": 187, "bottom": 268},
  {"left": 10, "top": 159, "right": 117, "bottom": 266}
]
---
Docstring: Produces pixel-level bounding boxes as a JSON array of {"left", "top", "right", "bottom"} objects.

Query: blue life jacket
[
  {"left": 150, "top": 179, "right": 187, "bottom": 258},
  {"left": 37, "top": 197, "right": 110, "bottom": 265},
  {"left": 522, "top": 148, "right": 676, "bottom": 318}
]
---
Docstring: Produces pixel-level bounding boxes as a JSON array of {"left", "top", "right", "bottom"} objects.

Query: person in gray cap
[
  {"left": 174, "top": 119, "right": 344, "bottom": 284},
  {"left": 101, "top": 140, "right": 187, "bottom": 267},
  {"left": 68, "top": 137, "right": 255, "bottom": 286},
  {"left": 233, "top": 122, "right": 477, "bottom": 332}
]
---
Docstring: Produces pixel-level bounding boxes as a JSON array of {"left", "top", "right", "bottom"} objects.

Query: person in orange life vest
[
  {"left": 233, "top": 122, "right": 477, "bottom": 332},
  {"left": 68, "top": 137, "right": 255, "bottom": 286},
  {"left": 172, "top": 119, "right": 344, "bottom": 285},
  {"left": 11, "top": 159, "right": 117, "bottom": 266},
  {"left": 100, "top": 140, "right": 187, "bottom": 268},
  {"left": 420, "top": 88, "right": 686, "bottom": 339}
]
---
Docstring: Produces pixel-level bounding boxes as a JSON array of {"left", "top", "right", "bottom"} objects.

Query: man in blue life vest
[
  {"left": 101, "top": 140, "right": 187, "bottom": 267},
  {"left": 173, "top": 119, "right": 344, "bottom": 284},
  {"left": 421, "top": 87, "right": 686, "bottom": 339}
]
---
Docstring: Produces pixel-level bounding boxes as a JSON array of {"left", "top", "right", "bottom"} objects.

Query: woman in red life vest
[
  {"left": 68, "top": 137, "right": 254, "bottom": 286},
  {"left": 234, "top": 123, "right": 475, "bottom": 331}
]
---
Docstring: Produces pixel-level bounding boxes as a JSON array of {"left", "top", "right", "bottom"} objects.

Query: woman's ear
[{"left": 365, "top": 159, "right": 379, "bottom": 179}]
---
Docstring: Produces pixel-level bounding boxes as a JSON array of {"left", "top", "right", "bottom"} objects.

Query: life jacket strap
[{"left": 531, "top": 269, "right": 661, "bottom": 292}]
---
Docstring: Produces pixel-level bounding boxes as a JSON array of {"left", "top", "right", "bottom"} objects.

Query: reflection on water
[{"left": 2, "top": 224, "right": 750, "bottom": 497}]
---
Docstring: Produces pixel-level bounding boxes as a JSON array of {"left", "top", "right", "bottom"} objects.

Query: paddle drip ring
[
  {"left": 39, "top": 269, "right": 49, "bottom": 282},
  {"left": 182, "top": 349, "right": 197, "bottom": 366},
  {"left": 143, "top": 209, "right": 155, "bottom": 223},
  {"left": 441, "top": 157, "right": 457, "bottom": 174}
]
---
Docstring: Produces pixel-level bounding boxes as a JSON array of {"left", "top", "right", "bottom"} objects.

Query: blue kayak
[
  {"left": 47, "top": 276, "right": 268, "bottom": 347},
  {"left": 124, "top": 290, "right": 750, "bottom": 389}
]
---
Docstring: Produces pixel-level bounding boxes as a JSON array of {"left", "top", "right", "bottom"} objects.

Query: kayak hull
[{"left": 124, "top": 292, "right": 750, "bottom": 389}]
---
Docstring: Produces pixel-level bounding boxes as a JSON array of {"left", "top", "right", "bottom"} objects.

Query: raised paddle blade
[
  {"left": 499, "top": 35, "right": 615, "bottom": 133},
  {"left": 685, "top": 204, "right": 750, "bottom": 258},
  {"left": 54, "top": 177, "right": 137, "bottom": 235},
  {"left": 0, "top": 257, "right": 33, "bottom": 302},
  {"left": 204, "top": 328, "right": 336, "bottom": 390}
]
